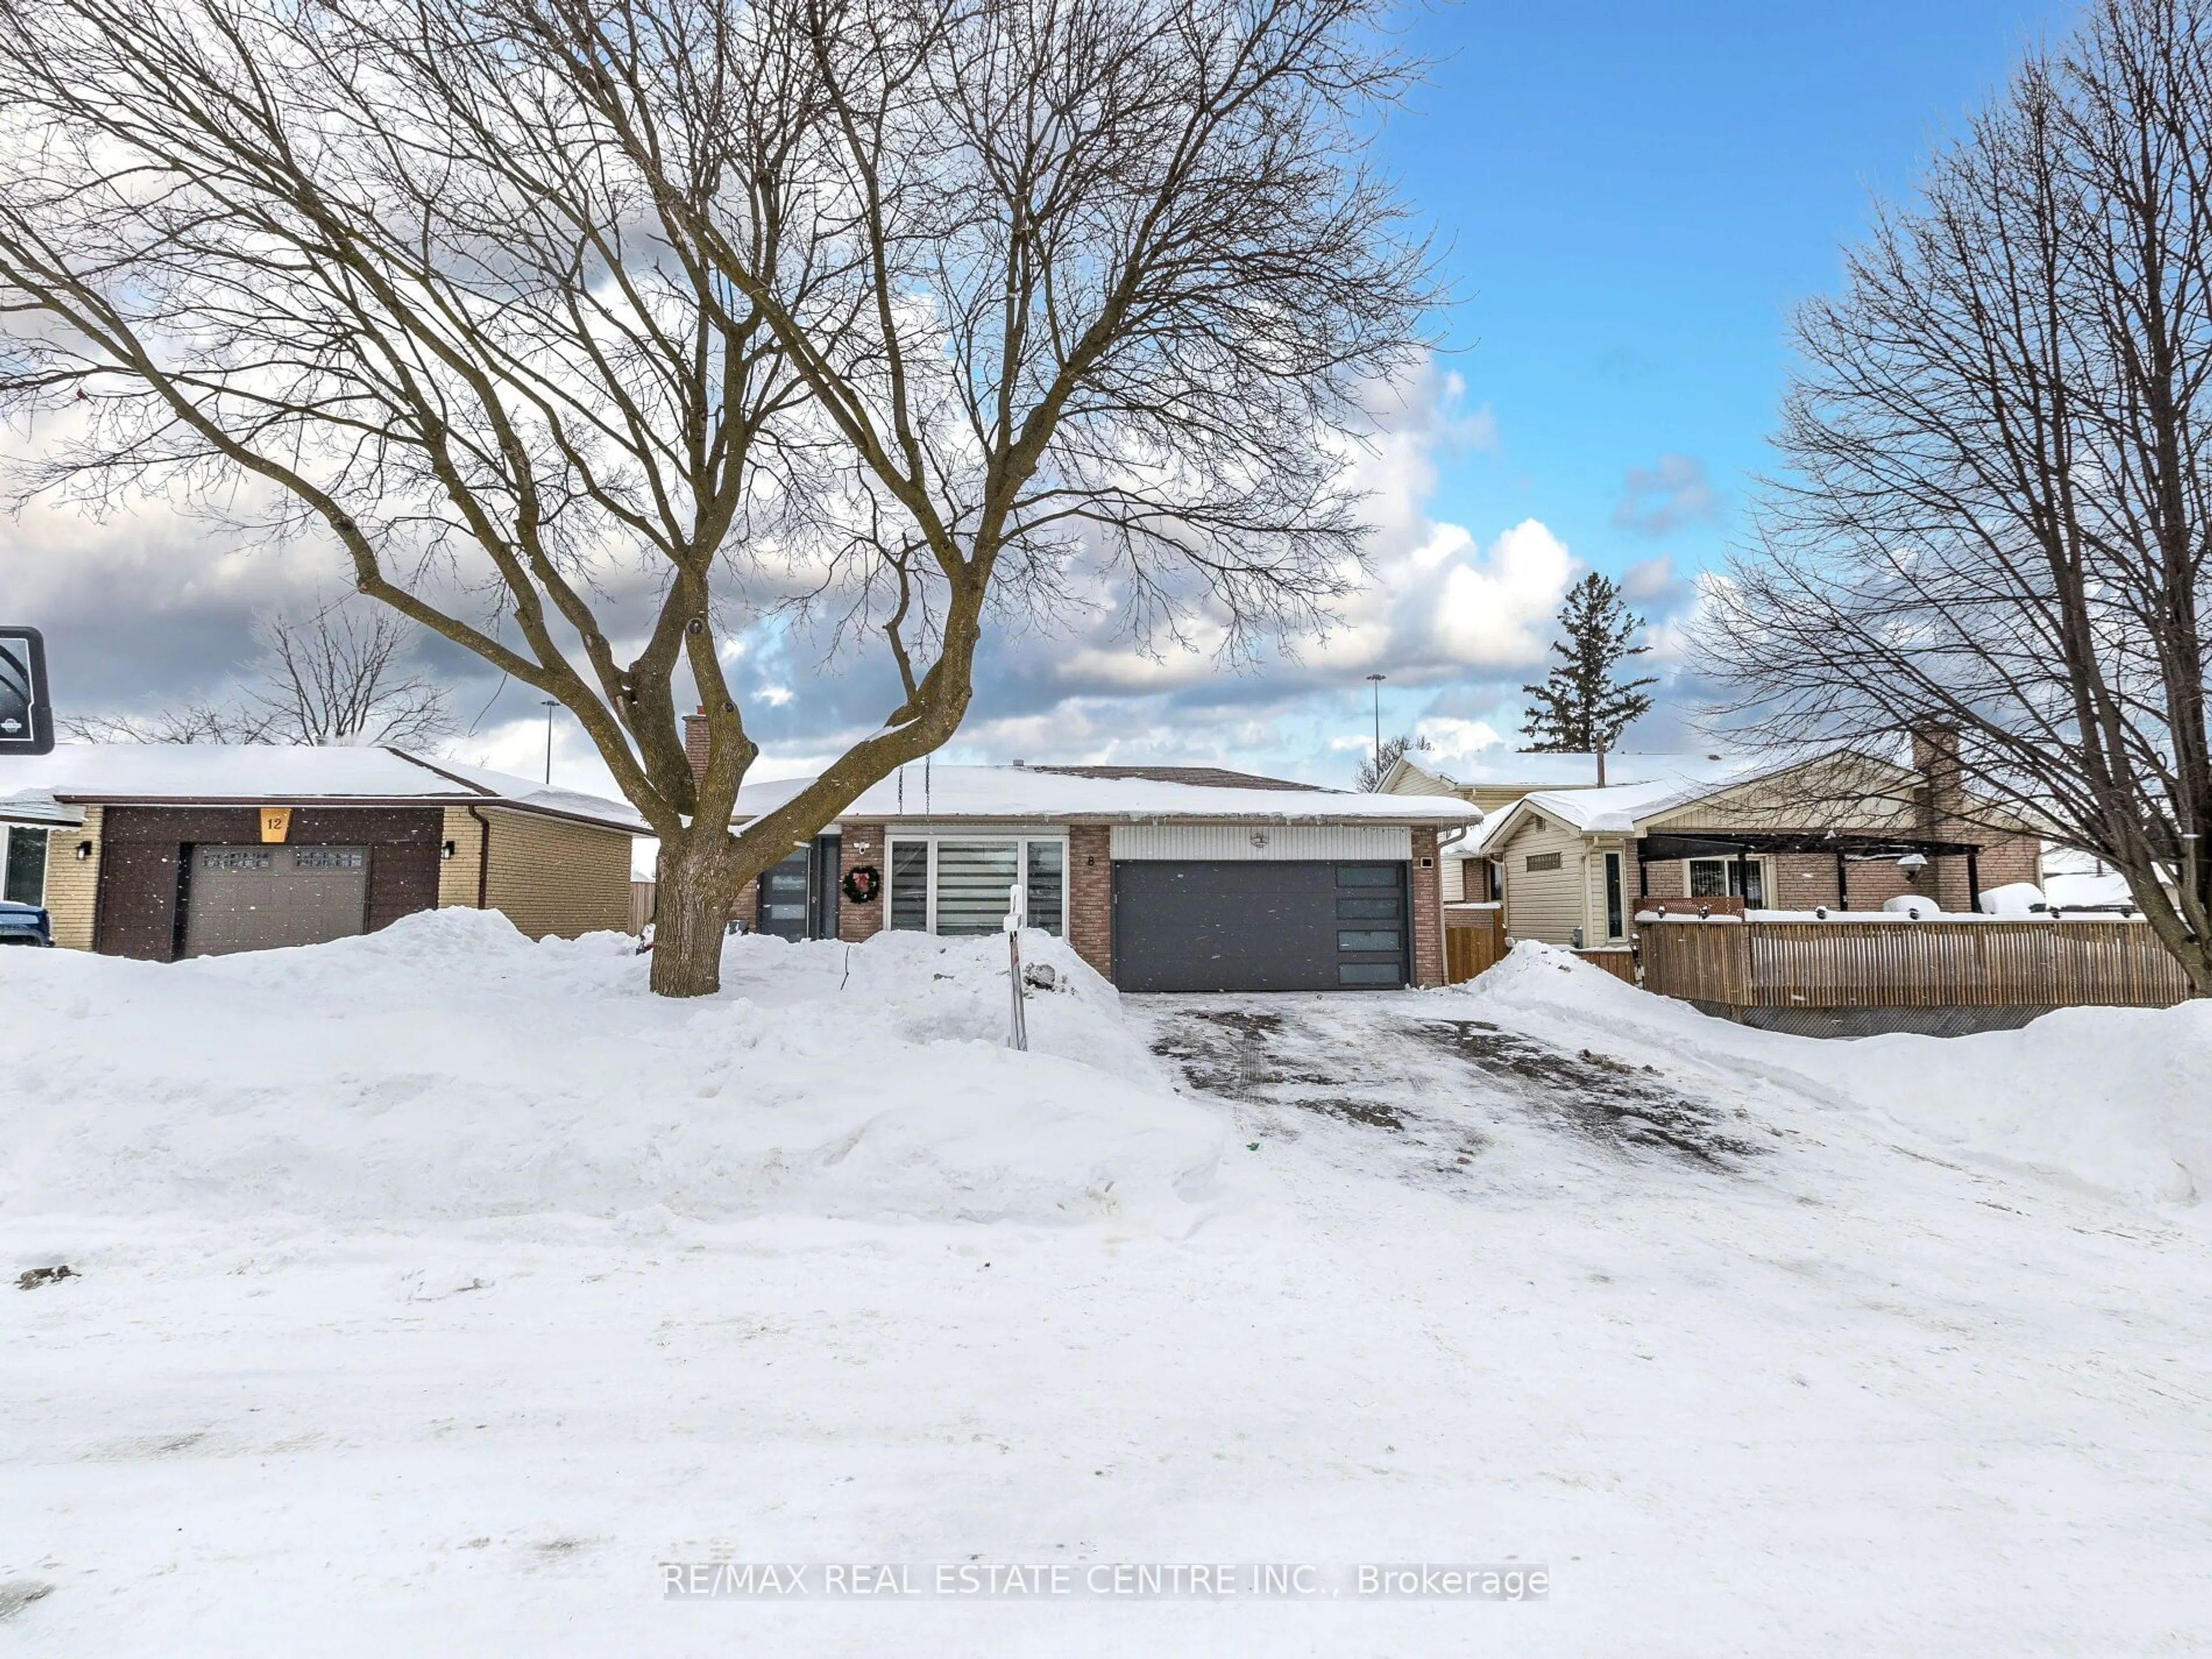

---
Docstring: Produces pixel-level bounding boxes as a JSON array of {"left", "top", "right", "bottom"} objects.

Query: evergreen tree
[{"left": 1520, "top": 573, "right": 1657, "bottom": 784}]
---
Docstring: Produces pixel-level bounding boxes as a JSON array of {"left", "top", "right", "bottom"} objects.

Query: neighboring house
[
  {"left": 1374, "top": 751, "right": 1748, "bottom": 905},
  {"left": 1475, "top": 743, "right": 2043, "bottom": 949},
  {"left": 724, "top": 750, "right": 1482, "bottom": 993},
  {"left": 8, "top": 745, "right": 643, "bottom": 959}
]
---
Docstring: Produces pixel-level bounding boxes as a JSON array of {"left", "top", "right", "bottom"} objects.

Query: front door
[{"left": 756, "top": 849, "right": 810, "bottom": 940}]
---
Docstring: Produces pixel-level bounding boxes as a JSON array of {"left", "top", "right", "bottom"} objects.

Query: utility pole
[
  {"left": 541, "top": 698, "right": 556, "bottom": 784},
  {"left": 1366, "top": 673, "right": 1385, "bottom": 771}
]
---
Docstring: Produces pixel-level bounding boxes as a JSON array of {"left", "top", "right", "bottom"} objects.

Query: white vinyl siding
[
  {"left": 1499, "top": 814, "right": 1589, "bottom": 946},
  {"left": 1108, "top": 823, "right": 1412, "bottom": 861}
]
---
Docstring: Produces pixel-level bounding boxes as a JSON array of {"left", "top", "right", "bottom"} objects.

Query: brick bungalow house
[
  {"left": 711, "top": 734, "right": 1482, "bottom": 993},
  {"left": 9, "top": 745, "right": 643, "bottom": 958},
  {"left": 1467, "top": 742, "right": 2043, "bottom": 950}
]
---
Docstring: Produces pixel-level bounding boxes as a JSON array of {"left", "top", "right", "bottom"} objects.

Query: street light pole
[
  {"left": 1365, "top": 673, "right": 1385, "bottom": 772},
  {"left": 541, "top": 698, "right": 557, "bottom": 785}
]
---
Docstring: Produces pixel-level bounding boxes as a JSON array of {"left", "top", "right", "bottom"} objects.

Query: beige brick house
[
  {"left": 1467, "top": 744, "right": 2043, "bottom": 949},
  {"left": 8, "top": 745, "right": 641, "bottom": 959},
  {"left": 723, "top": 756, "right": 1481, "bottom": 993}
]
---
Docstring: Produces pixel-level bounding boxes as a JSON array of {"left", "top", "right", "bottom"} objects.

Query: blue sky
[
  {"left": 903, "top": 0, "right": 2085, "bottom": 789},
  {"left": 10, "top": 0, "right": 2080, "bottom": 803},
  {"left": 1393, "top": 0, "right": 2070, "bottom": 574}
]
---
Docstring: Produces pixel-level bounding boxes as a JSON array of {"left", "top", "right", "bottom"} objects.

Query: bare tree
[
  {"left": 1699, "top": 0, "right": 2212, "bottom": 993},
  {"left": 1355, "top": 732, "right": 1427, "bottom": 793},
  {"left": 246, "top": 604, "right": 454, "bottom": 746},
  {"left": 62, "top": 600, "right": 453, "bottom": 746},
  {"left": 60, "top": 706, "right": 268, "bottom": 744},
  {"left": 0, "top": 0, "right": 1432, "bottom": 995}
]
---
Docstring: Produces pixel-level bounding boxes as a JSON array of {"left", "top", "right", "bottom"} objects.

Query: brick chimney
[
  {"left": 1910, "top": 721, "right": 1970, "bottom": 911},
  {"left": 1910, "top": 721, "right": 1963, "bottom": 832},
  {"left": 683, "top": 704, "right": 710, "bottom": 785}
]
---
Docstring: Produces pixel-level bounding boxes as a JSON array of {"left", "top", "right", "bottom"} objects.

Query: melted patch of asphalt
[
  {"left": 1408, "top": 1018, "right": 1767, "bottom": 1166},
  {"left": 1146, "top": 1003, "right": 1764, "bottom": 1171}
]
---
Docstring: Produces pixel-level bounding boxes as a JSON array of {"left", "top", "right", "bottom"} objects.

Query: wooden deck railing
[{"left": 1639, "top": 918, "right": 2195, "bottom": 1009}]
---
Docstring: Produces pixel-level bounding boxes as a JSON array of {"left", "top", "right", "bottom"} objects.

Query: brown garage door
[{"left": 182, "top": 845, "right": 371, "bottom": 957}]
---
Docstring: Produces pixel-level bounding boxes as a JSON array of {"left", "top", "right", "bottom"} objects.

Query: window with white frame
[
  {"left": 1685, "top": 855, "right": 1767, "bottom": 907},
  {"left": 3, "top": 826, "right": 47, "bottom": 907},
  {"left": 885, "top": 835, "right": 1067, "bottom": 937}
]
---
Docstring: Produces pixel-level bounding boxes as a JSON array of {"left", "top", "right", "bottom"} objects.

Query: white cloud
[{"left": 1411, "top": 716, "right": 1508, "bottom": 766}]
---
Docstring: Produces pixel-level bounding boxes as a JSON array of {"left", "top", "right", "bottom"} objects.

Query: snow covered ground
[{"left": 4, "top": 922, "right": 2210, "bottom": 1654}]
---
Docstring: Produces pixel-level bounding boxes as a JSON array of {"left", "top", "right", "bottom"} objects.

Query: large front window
[
  {"left": 3, "top": 826, "right": 47, "bottom": 907},
  {"left": 885, "top": 836, "right": 1067, "bottom": 936}
]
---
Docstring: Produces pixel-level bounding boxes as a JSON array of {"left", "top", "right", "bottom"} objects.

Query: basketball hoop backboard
[{"left": 0, "top": 627, "right": 54, "bottom": 756}]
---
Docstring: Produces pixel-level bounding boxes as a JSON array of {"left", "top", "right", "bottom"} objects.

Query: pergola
[{"left": 1633, "top": 830, "right": 1988, "bottom": 911}]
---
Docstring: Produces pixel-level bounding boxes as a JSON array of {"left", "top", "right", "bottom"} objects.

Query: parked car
[{"left": 0, "top": 900, "right": 53, "bottom": 945}]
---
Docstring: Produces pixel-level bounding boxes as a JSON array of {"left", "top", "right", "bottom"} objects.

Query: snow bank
[
  {"left": 1821, "top": 1003, "right": 2212, "bottom": 1204},
  {"left": 0, "top": 911, "right": 1223, "bottom": 1230},
  {"left": 1456, "top": 941, "right": 2212, "bottom": 1207}
]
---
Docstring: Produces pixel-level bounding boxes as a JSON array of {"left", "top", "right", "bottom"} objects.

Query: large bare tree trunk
[
  {"left": 650, "top": 836, "right": 737, "bottom": 999},
  {"left": 0, "top": 0, "right": 1433, "bottom": 994}
]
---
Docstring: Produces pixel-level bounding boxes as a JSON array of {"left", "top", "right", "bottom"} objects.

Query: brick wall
[
  {"left": 1772, "top": 851, "right": 1842, "bottom": 910},
  {"left": 1067, "top": 824, "right": 1112, "bottom": 979},
  {"left": 1639, "top": 858, "right": 1684, "bottom": 903},
  {"left": 474, "top": 808, "right": 632, "bottom": 939},
  {"left": 1974, "top": 833, "right": 2042, "bottom": 894},
  {"left": 437, "top": 806, "right": 484, "bottom": 908},
  {"left": 1637, "top": 835, "right": 2045, "bottom": 914},
  {"left": 838, "top": 821, "right": 885, "bottom": 942},
  {"left": 39, "top": 804, "right": 100, "bottom": 951},
  {"left": 729, "top": 877, "right": 759, "bottom": 931},
  {"left": 1410, "top": 825, "right": 1444, "bottom": 987}
]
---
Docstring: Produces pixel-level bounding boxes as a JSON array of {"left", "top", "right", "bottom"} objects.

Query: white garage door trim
[{"left": 1109, "top": 823, "right": 1411, "bottom": 861}]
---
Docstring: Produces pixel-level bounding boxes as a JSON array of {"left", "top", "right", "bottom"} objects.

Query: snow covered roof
[
  {"left": 0, "top": 788, "right": 84, "bottom": 828},
  {"left": 738, "top": 763, "right": 1483, "bottom": 826},
  {"left": 1494, "top": 755, "right": 1785, "bottom": 836},
  {"left": 1382, "top": 750, "right": 1751, "bottom": 795},
  {"left": 14, "top": 744, "right": 646, "bottom": 834}
]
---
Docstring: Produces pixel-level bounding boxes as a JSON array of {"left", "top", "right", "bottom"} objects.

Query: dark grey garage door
[
  {"left": 1112, "top": 861, "right": 1408, "bottom": 993},
  {"left": 181, "top": 844, "right": 370, "bottom": 957}
]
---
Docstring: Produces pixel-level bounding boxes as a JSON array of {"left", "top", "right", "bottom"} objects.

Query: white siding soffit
[{"left": 1109, "top": 824, "right": 1412, "bottom": 861}]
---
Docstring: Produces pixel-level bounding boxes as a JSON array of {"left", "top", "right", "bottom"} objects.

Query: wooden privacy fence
[
  {"left": 627, "top": 878, "right": 656, "bottom": 936},
  {"left": 1444, "top": 905, "right": 1507, "bottom": 984},
  {"left": 1639, "top": 918, "right": 2195, "bottom": 1010},
  {"left": 1573, "top": 948, "right": 1639, "bottom": 984}
]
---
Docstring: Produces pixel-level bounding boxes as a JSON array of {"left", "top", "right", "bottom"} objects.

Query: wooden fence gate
[{"left": 1444, "top": 906, "right": 1507, "bottom": 984}]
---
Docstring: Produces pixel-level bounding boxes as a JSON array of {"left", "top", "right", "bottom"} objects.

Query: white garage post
[{"left": 1004, "top": 879, "right": 1028, "bottom": 1051}]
